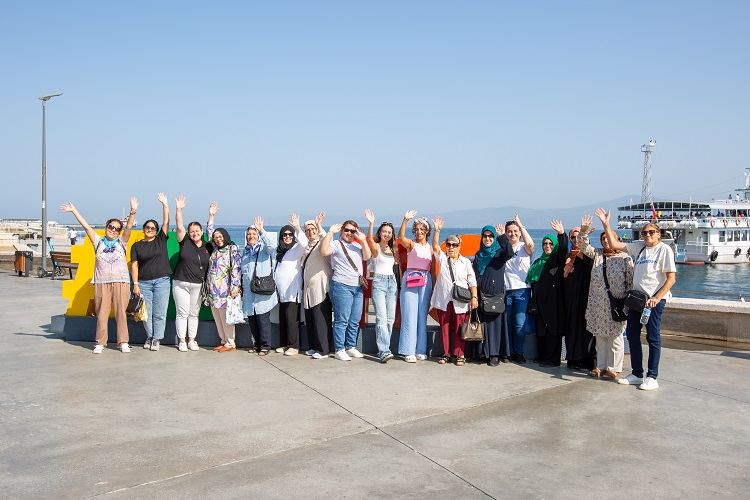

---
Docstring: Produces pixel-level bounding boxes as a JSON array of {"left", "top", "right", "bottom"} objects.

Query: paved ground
[{"left": 1, "top": 270, "right": 748, "bottom": 499}]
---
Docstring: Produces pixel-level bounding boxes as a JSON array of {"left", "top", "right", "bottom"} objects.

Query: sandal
[
  {"left": 258, "top": 350, "right": 269, "bottom": 356},
  {"left": 456, "top": 356, "right": 465, "bottom": 366},
  {"left": 438, "top": 354, "right": 451, "bottom": 364}
]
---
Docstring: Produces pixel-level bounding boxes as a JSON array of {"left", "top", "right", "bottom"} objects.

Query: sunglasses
[
  {"left": 641, "top": 230, "right": 658, "bottom": 236},
  {"left": 446, "top": 243, "right": 460, "bottom": 248},
  {"left": 343, "top": 228, "right": 357, "bottom": 234},
  {"left": 281, "top": 232, "right": 294, "bottom": 237},
  {"left": 107, "top": 224, "right": 122, "bottom": 232},
  {"left": 482, "top": 233, "right": 494, "bottom": 239},
  {"left": 144, "top": 226, "right": 157, "bottom": 231},
  {"left": 542, "top": 241, "right": 554, "bottom": 246},
  {"left": 304, "top": 226, "right": 317, "bottom": 232}
]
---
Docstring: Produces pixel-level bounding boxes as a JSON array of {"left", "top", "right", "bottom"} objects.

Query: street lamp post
[{"left": 38, "top": 92, "right": 62, "bottom": 277}]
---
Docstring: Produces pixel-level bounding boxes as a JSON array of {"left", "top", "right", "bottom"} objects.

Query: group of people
[{"left": 61, "top": 199, "right": 676, "bottom": 391}]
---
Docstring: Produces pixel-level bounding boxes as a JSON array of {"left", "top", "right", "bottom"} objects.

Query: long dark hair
[{"left": 375, "top": 222, "right": 395, "bottom": 252}]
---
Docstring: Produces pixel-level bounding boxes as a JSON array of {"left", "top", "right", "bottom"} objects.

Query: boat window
[
  {"left": 743, "top": 231, "right": 749, "bottom": 242},
  {"left": 719, "top": 231, "right": 726, "bottom": 242},
  {"left": 734, "top": 231, "right": 741, "bottom": 241}
]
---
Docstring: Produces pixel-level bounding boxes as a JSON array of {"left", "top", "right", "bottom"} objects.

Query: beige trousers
[
  {"left": 596, "top": 334, "right": 624, "bottom": 373},
  {"left": 94, "top": 282, "right": 130, "bottom": 346},
  {"left": 211, "top": 307, "right": 236, "bottom": 347}
]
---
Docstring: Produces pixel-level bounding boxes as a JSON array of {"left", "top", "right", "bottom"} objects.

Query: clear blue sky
[{"left": 2, "top": 1, "right": 748, "bottom": 226}]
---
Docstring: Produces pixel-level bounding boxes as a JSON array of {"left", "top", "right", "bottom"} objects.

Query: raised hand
[
  {"left": 581, "top": 215, "right": 592, "bottom": 233},
  {"left": 404, "top": 210, "right": 417, "bottom": 220},
  {"left": 209, "top": 201, "right": 219, "bottom": 216},
  {"left": 329, "top": 223, "right": 342, "bottom": 234},
  {"left": 433, "top": 216, "right": 444, "bottom": 231},
  {"left": 60, "top": 202, "right": 75, "bottom": 213},
  {"left": 289, "top": 213, "right": 299, "bottom": 227},
  {"left": 356, "top": 228, "right": 367, "bottom": 241},
  {"left": 254, "top": 216, "right": 264, "bottom": 234},
  {"left": 365, "top": 209, "right": 375, "bottom": 224},
  {"left": 315, "top": 211, "right": 326, "bottom": 225},
  {"left": 594, "top": 208, "right": 610, "bottom": 227},
  {"left": 130, "top": 197, "right": 139, "bottom": 212},
  {"left": 175, "top": 195, "right": 187, "bottom": 210},
  {"left": 495, "top": 223, "right": 505, "bottom": 236},
  {"left": 157, "top": 192, "right": 168, "bottom": 206},
  {"left": 550, "top": 220, "right": 565, "bottom": 234}
]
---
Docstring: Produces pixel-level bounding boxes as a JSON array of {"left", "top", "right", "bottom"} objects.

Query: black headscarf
[
  {"left": 276, "top": 225, "right": 297, "bottom": 262},
  {"left": 212, "top": 228, "right": 234, "bottom": 250}
]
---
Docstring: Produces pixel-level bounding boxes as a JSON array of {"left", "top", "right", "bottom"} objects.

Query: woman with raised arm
[
  {"left": 503, "top": 213, "right": 535, "bottom": 364},
  {"left": 472, "top": 223, "right": 515, "bottom": 366},
  {"left": 320, "top": 219, "right": 372, "bottom": 362},
  {"left": 397, "top": 210, "right": 434, "bottom": 363},
  {"left": 430, "top": 216, "right": 478, "bottom": 367},
  {"left": 204, "top": 209, "right": 242, "bottom": 353},
  {"left": 595, "top": 208, "right": 676, "bottom": 391},
  {"left": 526, "top": 220, "right": 568, "bottom": 367},
  {"left": 131, "top": 193, "right": 171, "bottom": 352},
  {"left": 577, "top": 215, "right": 633, "bottom": 380},
  {"left": 171, "top": 197, "right": 217, "bottom": 352},
  {"left": 274, "top": 214, "right": 308, "bottom": 356},
  {"left": 241, "top": 216, "right": 278, "bottom": 356},
  {"left": 301, "top": 212, "right": 333, "bottom": 359},
  {"left": 365, "top": 209, "right": 399, "bottom": 363},
  {"left": 60, "top": 197, "right": 138, "bottom": 353},
  {"left": 563, "top": 225, "right": 595, "bottom": 371}
]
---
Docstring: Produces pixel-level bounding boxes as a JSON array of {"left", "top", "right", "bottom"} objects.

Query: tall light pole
[
  {"left": 39, "top": 92, "right": 62, "bottom": 276},
  {"left": 640, "top": 139, "right": 656, "bottom": 204}
]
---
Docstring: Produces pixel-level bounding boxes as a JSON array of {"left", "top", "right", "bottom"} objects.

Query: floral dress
[
  {"left": 578, "top": 232, "right": 634, "bottom": 338},
  {"left": 204, "top": 244, "right": 242, "bottom": 308}
]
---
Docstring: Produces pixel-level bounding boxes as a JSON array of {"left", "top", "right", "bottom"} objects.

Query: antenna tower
[{"left": 641, "top": 140, "right": 656, "bottom": 203}]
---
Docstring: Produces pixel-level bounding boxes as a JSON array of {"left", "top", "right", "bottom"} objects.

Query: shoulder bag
[
  {"left": 481, "top": 293, "right": 505, "bottom": 314},
  {"left": 447, "top": 257, "right": 471, "bottom": 303},
  {"left": 624, "top": 246, "right": 649, "bottom": 312},
  {"left": 339, "top": 240, "right": 368, "bottom": 290},
  {"left": 460, "top": 308, "right": 484, "bottom": 341},
  {"left": 250, "top": 247, "right": 276, "bottom": 295},
  {"left": 405, "top": 270, "right": 426, "bottom": 288},
  {"left": 602, "top": 255, "right": 627, "bottom": 322}
]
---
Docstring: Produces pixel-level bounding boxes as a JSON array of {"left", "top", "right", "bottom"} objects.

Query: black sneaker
[
  {"left": 500, "top": 356, "right": 509, "bottom": 363},
  {"left": 515, "top": 354, "right": 527, "bottom": 365},
  {"left": 489, "top": 356, "right": 500, "bottom": 366}
]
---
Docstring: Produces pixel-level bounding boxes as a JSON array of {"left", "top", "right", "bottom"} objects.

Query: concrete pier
[{"left": 0, "top": 270, "right": 748, "bottom": 499}]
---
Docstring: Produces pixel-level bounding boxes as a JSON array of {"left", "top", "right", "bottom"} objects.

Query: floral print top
[
  {"left": 204, "top": 244, "right": 242, "bottom": 309},
  {"left": 578, "top": 232, "right": 634, "bottom": 338}
]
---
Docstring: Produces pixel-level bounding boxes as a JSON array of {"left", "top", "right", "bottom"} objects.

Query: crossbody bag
[{"left": 339, "top": 240, "right": 368, "bottom": 289}]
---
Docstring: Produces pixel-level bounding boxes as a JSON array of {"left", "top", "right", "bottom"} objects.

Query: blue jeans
[
  {"left": 331, "top": 280, "right": 363, "bottom": 352},
  {"left": 139, "top": 276, "right": 170, "bottom": 341},
  {"left": 371, "top": 274, "right": 397, "bottom": 358},
  {"left": 506, "top": 288, "right": 530, "bottom": 355},
  {"left": 625, "top": 299, "right": 665, "bottom": 379},
  {"left": 398, "top": 273, "right": 432, "bottom": 356}
]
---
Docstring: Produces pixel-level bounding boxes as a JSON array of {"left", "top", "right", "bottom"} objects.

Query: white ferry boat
[{"left": 616, "top": 173, "right": 750, "bottom": 264}]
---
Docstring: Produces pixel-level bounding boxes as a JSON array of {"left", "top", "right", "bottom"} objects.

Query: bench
[{"left": 49, "top": 251, "right": 77, "bottom": 280}]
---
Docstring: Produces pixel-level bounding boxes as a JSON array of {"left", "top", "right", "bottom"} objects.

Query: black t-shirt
[
  {"left": 131, "top": 231, "right": 172, "bottom": 280},
  {"left": 173, "top": 236, "right": 212, "bottom": 283}
]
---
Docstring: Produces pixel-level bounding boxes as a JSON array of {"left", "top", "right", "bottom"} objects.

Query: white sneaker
[
  {"left": 617, "top": 373, "right": 644, "bottom": 385},
  {"left": 150, "top": 340, "right": 160, "bottom": 351},
  {"left": 187, "top": 340, "right": 199, "bottom": 351},
  {"left": 92, "top": 344, "right": 104, "bottom": 354},
  {"left": 275, "top": 347, "right": 285, "bottom": 353},
  {"left": 284, "top": 348, "right": 299, "bottom": 356},
  {"left": 119, "top": 343, "right": 131, "bottom": 353},
  {"left": 178, "top": 341, "right": 188, "bottom": 352},
  {"left": 311, "top": 352, "right": 325, "bottom": 359},
  {"left": 404, "top": 355, "right": 417, "bottom": 363},
  {"left": 306, "top": 349, "right": 316, "bottom": 356},
  {"left": 143, "top": 338, "right": 152, "bottom": 349},
  {"left": 335, "top": 349, "right": 352, "bottom": 361},
  {"left": 639, "top": 377, "right": 660, "bottom": 391},
  {"left": 345, "top": 347, "right": 364, "bottom": 358},
  {"left": 415, "top": 354, "right": 427, "bottom": 361}
]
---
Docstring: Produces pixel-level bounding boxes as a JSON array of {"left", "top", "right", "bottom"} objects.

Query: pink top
[{"left": 406, "top": 242, "right": 432, "bottom": 270}]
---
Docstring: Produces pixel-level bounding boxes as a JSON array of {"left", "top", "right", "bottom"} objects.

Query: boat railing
[{"left": 672, "top": 288, "right": 746, "bottom": 302}]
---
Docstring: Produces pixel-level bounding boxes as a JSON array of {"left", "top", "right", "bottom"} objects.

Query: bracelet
[
  {"left": 472, "top": 296, "right": 478, "bottom": 299},
  {"left": 133, "top": 282, "right": 139, "bottom": 285},
  {"left": 130, "top": 210, "right": 136, "bottom": 214}
]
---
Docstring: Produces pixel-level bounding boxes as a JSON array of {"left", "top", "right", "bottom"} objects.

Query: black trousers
[
  {"left": 304, "top": 294, "right": 332, "bottom": 354},
  {"left": 279, "top": 301, "right": 301, "bottom": 349},
  {"left": 248, "top": 311, "right": 272, "bottom": 352},
  {"left": 536, "top": 320, "right": 562, "bottom": 365}
]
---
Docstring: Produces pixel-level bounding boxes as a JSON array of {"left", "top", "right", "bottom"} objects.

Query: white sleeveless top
[{"left": 373, "top": 250, "right": 395, "bottom": 275}]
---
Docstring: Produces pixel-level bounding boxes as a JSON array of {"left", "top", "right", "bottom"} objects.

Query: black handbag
[
  {"left": 481, "top": 293, "right": 505, "bottom": 314},
  {"left": 527, "top": 291, "right": 538, "bottom": 315},
  {"left": 447, "top": 257, "right": 471, "bottom": 303},
  {"left": 602, "top": 255, "right": 627, "bottom": 322},
  {"left": 249, "top": 249, "right": 276, "bottom": 295},
  {"left": 126, "top": 293, "right": 143, "bottom": 315},
  {"left": 624, "top": 289, "right": 649, "bottom": 313}
]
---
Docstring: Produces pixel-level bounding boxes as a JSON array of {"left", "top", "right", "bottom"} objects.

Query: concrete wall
[{"left": 661, "top": 298, "right": 750, "bottom": 343}]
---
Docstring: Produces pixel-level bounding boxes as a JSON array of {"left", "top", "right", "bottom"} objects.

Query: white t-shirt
[
  {"left": 626, "top": 241, "right": 676, "bottom": 298},
  {"left": 331, "top": 239, "right": 364, "bottom": 287},
  {"left": 430, "top": 251, "right": 477, "bottom": 313},
  {"left": 504, "top": 241, "right": 532, "bottom": 290}
]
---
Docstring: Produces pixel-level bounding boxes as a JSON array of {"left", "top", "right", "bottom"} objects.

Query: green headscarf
[{"left": 525, "top": 234, "right": 557, "bottom": 284}]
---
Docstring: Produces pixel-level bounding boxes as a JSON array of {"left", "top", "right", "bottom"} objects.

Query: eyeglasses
[
  {"left": 641, "top": 230, "right": 658, "bottom": 236},
  {"left": 343, "top": 228, "right": 357, "bottom": 234},
  {"left": 144, "top": 226, "right": 157, "bottom": 231},
  {"left": 304, "top": 227, "right": 317, "bottom": 232},
  {"left": 107, "top": 224, "right": 122, "bottom": 232},
  {"left": 542, "top": 241, "right": 554, "bottom": 246},
  {"left": 482, "top": 234, "right": 494, "bottom": 239},
  {"left": 281, "top": 233, "right": 294, "bottom": 237},
  {"left": 446, "top": 243, "right": 460, "bottom": 248}
]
